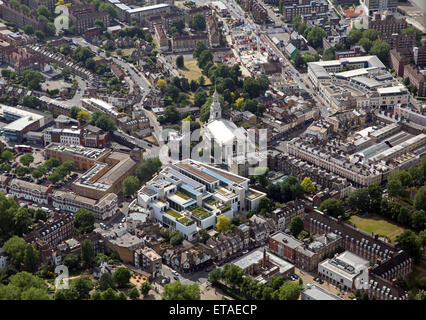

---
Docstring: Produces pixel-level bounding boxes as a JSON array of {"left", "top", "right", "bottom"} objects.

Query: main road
[{"left": 64, "top": 36, "right": 166, "bottom": 155}]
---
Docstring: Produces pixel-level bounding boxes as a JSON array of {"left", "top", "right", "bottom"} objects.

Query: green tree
[
  {"left": 222, "top": 264, "right": 244, "bottom": 288},
  {"left": 162, "top": 281, "right": 200, "bottom": 300},
  {"left": 347, "top": 188, "right": 371, "bottom": 213},
  {"left": 194, "top": 229, "right": 210, "bottom": 244},
  {"left": 54, "top": 288, "right": 79, "bottom": 300},
  {"left": 23, "top": 24, "right": 34, "bottom": 35},
  {"left": 278, "top": 281, "right": 302, "bottom": 300},
  {"left": 3, "top": 236, "right": 27, "bottom": 269},
  {"left": 193, "top": 41, "right": 207, "bottom": 58},
  {"left": 319, "top": 198, "right": 345, "bottom": 218},
  {"left": 122, "top": 176, "right": 140, "bottom": 196},
  {"left": 362, "top": 29, "right": 380, "bottom": 41},
  {"left": 411, "top": 210, "right": 426, "bottom": 231},
  {"left": 395, "top": 230, "right": 422, "bottom": 261},
  {"left": 19, "top": 153, "right": 34, "bottom": 167},
  {"left": 307, "top": 26, "right": 327, "bottom": 49},
  {"left": 32, "top": 169, "right": 43, "bottom": 179},
  {"left": 16, "top": 166, "right": 29, "bottom": 177},
  {"left": 369, "top": 40, "right": 390, "bottom": 65},
  {"left": 71, "top": 277, "right": 93, "bottom": 299},
  {"left": 135, "top": 158, "right": 162, "bottom": 183},
  {"left": 191, "top": 13, "right": 206, "bottom": 31},
  {"left": 1, "top": 150, "right": 15, "bottom": 162},
  {"left": 217, "top": 216, "right": 231, "bottom": 233},
  {"left": 77, "top": 110, "right": 91, "bottom": 124},
  {"left": 70, "top": 106, "right": 81, "bottom": 119},
  {"left": 388, "top": 177, "right": 404, "bottom": 198},
  {"left": 113, "top": 267, "right": 131, "bottom": 288},
  {"left": 348, "top": 28, "right": 363, "bottom": 45},
  {"left": 98, "top": 272, "right": 115, "bottom": 291},
  {"left": 140, "top": 281, "right": 151, "bottom": 296},
  {"left": 0, "top": 271, "right": 49, "bottom": 300},
  {"left": 128, "top": 287, "right": 140, "bottom": 299},
  {"left": 208, "top": 268, "right": 222, "bottom": 285},
  {"left": 357, "top": 38, "right": 373, "bottom": 52},
  {"left": 289, "top": 216, "right": 304, "bottom": 238},
  {"left": 176, "top": 55, "right": 184, "bottom": 68},
  {"left": 63, "top": 254, "right": 79, "bottom": 271},
  {"left": 301, "top": 177, "right": 315, "bottom": 193},
  {"left": 292, "top": 52, "right": 304, "bottom": 68},
  {"left": 24, "top": 244, "right": 39, "bottom": 273},
  {"left": 98, "top": 3, "right": 117, "bottom": 19},
  {"left": 170, "top": 231, "right": 184, "bottom": 246},
  {"left": 414, "top": 186, "right": 426, "bottom": 211},
  {"left": 35, "top": 30, "right": 45, "bottom": 42},
  {"left": 21, "top": 95, "right": 40, "bottom": 109},
  {"left": 81, "top": 239, "right": 95, "bottom": 269},
  {"left": 74, "top": 208, "right": 95, "bottom": 234}
]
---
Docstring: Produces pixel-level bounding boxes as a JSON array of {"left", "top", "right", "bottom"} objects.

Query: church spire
[{"left": 209, "top": 87, "right": 221, "bottom": 122}]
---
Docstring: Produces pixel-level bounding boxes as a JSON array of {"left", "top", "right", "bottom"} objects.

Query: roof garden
[
  {"left": 176, "top": 190, "right": 191, "bottom": 200},
  {"left": 190, "top": 206, "right": 211, "bottom": 219},
  {"left": 178, "top": 216, "right": 195, "bottom": 226},
  {"left": 165, "top": 208, "right": 182, "bottom": 219},
  {"left": 220, "top": 204, "right": 232, "bottom": 213}
]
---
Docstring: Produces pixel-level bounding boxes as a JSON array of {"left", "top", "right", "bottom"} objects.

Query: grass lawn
[
  {"left": 348, "top": 214, "right": 405, "bottom": 243},
  {"left": 175, "top": 60, "right": 212, "bottom": 85}
]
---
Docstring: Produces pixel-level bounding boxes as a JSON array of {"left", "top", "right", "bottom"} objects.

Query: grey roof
[{"left": 302, "top": 284, "right": 343, "bottom": 300}]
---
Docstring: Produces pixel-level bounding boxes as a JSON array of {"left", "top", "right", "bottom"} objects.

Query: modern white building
[
  {"left": 136, "top": 159, "right": 266, "bottom": 240},
  {"left": 318, "top": 251, "right": 369, "bottom": 292},
  {"left": 44, "top": 127, "right": 81, "bottom": 146}
]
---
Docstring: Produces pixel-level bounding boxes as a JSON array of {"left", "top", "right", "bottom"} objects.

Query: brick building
[
  {"left": 403, "top": 64, "right": 426, "bottom": 97},
  {"left": 1, "top": 1, "right": 46, "bottom": 31},
  {"left": 69, "top": 4, "right": 110, "bottom": 34},
  {"left": 282, "top": 2, "right": 329, "bottom": 23}
]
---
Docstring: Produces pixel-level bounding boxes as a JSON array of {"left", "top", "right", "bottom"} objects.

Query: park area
[
  {"left": 176, "top": 59, "right": 211, "bottom": 85},
  {"left": 348, "top": 214, "right": 405, "bottom": 243}
]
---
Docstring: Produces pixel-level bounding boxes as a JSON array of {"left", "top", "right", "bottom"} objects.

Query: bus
[{"left": 15, "top": 145, "right": 32, "bottom": 153}]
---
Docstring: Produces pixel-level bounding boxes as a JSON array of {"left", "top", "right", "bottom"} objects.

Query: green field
[
  {"left": 176, "top": 59, "right": 212, "bottom": 85},
  {"left": 348, "top": 214, "right": 405, "bottom": 243}
]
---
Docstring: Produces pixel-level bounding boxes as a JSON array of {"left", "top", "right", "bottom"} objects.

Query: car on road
[
  {"left": 173, "top": 275, "right": 179, "bottom": 280},
  {"left": 161, "top": 277, "right": 170, "bottom": 285}
]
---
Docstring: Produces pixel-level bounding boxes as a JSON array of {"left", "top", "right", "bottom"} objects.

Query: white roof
[
  {"left": 126, "top": 3, "right": 170, "bottom": 13},
  {"left": 377, "top": 85, "right": 407, "bottom": 95},
  {"left": 206, "top": 119, "right": 241, "bottom": 145},
  {"left": 212, "top": 1, "right": 227, "bottom": 10}
]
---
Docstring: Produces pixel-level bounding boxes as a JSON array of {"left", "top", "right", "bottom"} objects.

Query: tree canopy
[{"left": 162, "top": 281, "right": 200, "bottom": 300}]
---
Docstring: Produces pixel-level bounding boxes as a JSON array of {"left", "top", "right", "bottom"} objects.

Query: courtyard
[{"left": 348, "top": 214, "right": 405, "bottom": 243}]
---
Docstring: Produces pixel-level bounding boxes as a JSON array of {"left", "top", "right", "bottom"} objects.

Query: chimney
[
  {"left": 263, "top": 248, "right": 267, "bottom": 269},
  {"left": 376, "top": 258, "right": 381, "bottom": 265},
  {"left": 196, "top": 193, "right": 202, "bottom": 207},
  {"left": 374, "top": 234, "right": 379, "bottom": 240},
  {"left": 392, "top": 278, "right": 397, "bottom": 286},
  {"left": 159, "top": 186, "right": 165, "bottom": 200}
]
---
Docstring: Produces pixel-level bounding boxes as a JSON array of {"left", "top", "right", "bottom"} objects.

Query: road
[
  {"left": 65, "top": 36, "right": 165, "bottom": 154},
  {"left": 214, "top": 0, "right": 328, "bottom": 117}
]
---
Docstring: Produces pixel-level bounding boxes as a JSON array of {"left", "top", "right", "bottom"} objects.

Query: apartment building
[
  {"left": 282, "top": 2, "right": 329, "bottom": 22},
  {"left": 69, "top": 5, "right": 110, "bottom": 34},
  {"left": 270, "top": 200, "right": 305, "bottom": 231},
  {"left": 134, "top": 247, "right": 162, "bottom": 277},
  {"left": 172, "top": 34, "right": 209, "bottom": 53},
  {"left": 28, "top": 0, "right": 56, "bottom": 12},
  {"left": 135, "top": 159, "right": 265, "bottom": 240},
  {"left": 52, "top": 191, "right": 118, "bottom": 220},
  {"left": 24, "top": 213, "right": 75, "bottom": 253},
  {"left": 364, "top": 0, "right": 397, "bottom": 14},
  {"left": 1, "top": 1, "right": 46, "bottom": 31},
  {"left": 242, "top": 0, "right": 268, "bottom": 22},
  {"left": 269, "top": 231, "right": 343, "bottom": 271},
  {"left": 44, "top": 128, "right": 81, "bottom": 146},
  {"left": 154, "top": 24, "right": 169, "bottom": 52},
  {"left": 8, "top": 179, "right": 51, "bottom": 204},
  {"left": 403, "top": 64, "right": 426, "bottom": 97},
  {"left": 45, "top": 143, "right": 111, "bottom": 171}
]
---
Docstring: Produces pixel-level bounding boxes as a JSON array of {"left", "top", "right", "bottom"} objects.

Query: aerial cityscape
[{"left": 0, "top": 0, "right": 424, "bottom": 303}]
